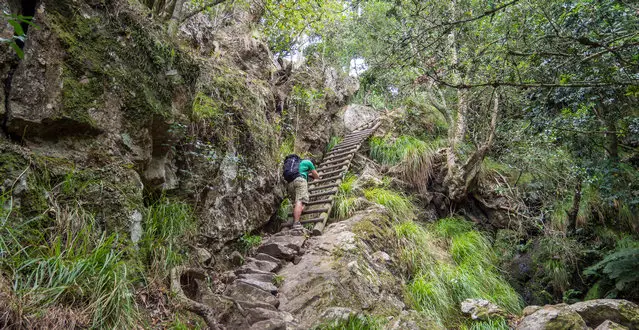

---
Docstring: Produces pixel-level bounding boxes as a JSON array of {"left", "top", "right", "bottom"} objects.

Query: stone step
[
  {"left": 237, "top": 258, "right": 280, "bottom": 274},
  {"left": 236, "top": 278, "right": 278, "bottom": 294},
  {"left": 267, "top": 235, "right": 306, "bottom": 252},
  {"left": 249, "top": 319, "right": 294, "bottom": 330},
  {"left": 238, "top": 272, "right": 275, "bottom": 283},
  {"left": 247, "top": 307, "right": 293, "bottom": 325},
  {"left": 224, "top": 282, "right": 279, "bottom": 307},
  {"left": 254, "top": 253, "right": 283, "bottom": 265},
  {"left": 256, "top": 242, "right": 297, "bottom": 261}
]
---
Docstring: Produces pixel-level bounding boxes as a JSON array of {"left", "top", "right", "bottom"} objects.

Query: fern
[{"left": 585, "top": 247, "right": 639, "bottom": 294}]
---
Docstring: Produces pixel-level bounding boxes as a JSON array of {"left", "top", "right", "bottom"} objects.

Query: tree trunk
[
  {"left": 566, "top": 180, "right": 582, "bottom": 235},
  {"left": 605, "top": 117, "right": 619, "bottom": 161}
]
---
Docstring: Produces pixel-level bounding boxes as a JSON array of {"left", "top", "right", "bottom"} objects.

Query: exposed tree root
[{"left": 170, "top": 266, "right": 221, "bottom": 329}]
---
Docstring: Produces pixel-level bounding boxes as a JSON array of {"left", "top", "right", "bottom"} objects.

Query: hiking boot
[{"left": 292, "top": 222, "right": 303, "bottom": 229}]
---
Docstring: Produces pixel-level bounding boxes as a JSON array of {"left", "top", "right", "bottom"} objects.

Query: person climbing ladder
[{"left": 283, "top": 154, "right": 320, "bottom": 227}]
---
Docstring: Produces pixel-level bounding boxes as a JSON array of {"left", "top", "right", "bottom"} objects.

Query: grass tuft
[{"left": 139, "top": 197, "right": 195, "bottom": 278}]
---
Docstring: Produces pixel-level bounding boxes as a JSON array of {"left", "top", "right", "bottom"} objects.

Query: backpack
[{"left": 283, "top": 154, "right": 302, "bottom": 183}]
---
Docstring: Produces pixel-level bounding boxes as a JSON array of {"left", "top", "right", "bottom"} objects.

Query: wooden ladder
[{"left": 282, "top": 119, "right": 381, "bottom": 235}]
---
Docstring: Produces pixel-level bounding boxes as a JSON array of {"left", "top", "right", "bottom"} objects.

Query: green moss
[
  {"left": 0, "top": 151, "right": 28, "bottom": 180},
  {"left": 192, "top": 91, "right": 223, "bottom": 120},
  {"left": 47, "top": 2, "right": 199, "bottom": 127}
]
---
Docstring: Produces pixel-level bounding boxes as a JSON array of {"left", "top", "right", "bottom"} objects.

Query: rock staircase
[
  {"left": 221, "top": 226, "right": 308, "bottom": 329},
  {"left": 282, "top": 119, "right": 381, "bottom": 235},
  {"left": 219, "top": 120, "right": 381, "bottom": 329}
]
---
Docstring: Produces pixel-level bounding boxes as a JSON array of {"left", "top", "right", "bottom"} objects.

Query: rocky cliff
[{"left": 0, "top": 0, "right": 357, "bottom": 247}]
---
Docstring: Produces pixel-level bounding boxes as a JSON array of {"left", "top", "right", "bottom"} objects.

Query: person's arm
[{"left": 310, "top": 169, "right": 320, "bottom": 180}]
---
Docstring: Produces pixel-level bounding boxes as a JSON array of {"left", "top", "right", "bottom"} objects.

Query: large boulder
[
  {"left": 568, "top": 299, "right": 639, "bottom": 329},
  {"left": 516, "top": 305, "right": 588, "bottom": 330},
  {"left": 342, "top": 104, "right": 378, "bottom": 132}
]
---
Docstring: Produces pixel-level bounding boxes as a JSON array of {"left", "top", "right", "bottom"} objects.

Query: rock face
[{"left": 0, "top": 0, "right": 357, "bottom": 248}]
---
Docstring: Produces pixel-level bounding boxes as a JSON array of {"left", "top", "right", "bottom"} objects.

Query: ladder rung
[
  {"left": 309, "top": 175, "right": 342, "bottom": 186},
  {"left": 288, "top": 207, "right": 329, "bottom": 217},
  {"left": 309, "top": 183, "right": 339, "bottom": 192},
  {"left": 332, "top": 141, "right": 362, "bottom": 151},
  {"left": 324, "top": 149, "right": 356, "bottom": 161},
  {"left": 317, "top": 167, "right": 346, "bottom": 177},
  {"left": 309, "top": 189, "right": 338, "bottom": 198},
  {"left": 326, "top": 146, "right": 357, "bottom": 157},
  {"left": 304, "top": 198, "right": 333, "bottom": 206},
  {"left": 281, "top": 217, "right": 325, "bottom": 227},
  {"left": 321, "top": 155, "right": 352, "bottom": 166},
  {"left": 317, "top": 162, "right": 349, "bottom": 172}
]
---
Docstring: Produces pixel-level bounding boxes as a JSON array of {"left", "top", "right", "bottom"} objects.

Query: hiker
[{"left": 283, "top": 154, "right": 320, "bottom": 227}]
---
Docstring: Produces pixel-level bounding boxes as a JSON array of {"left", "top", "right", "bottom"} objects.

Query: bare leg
[{"left": 293, "top": 201, "right": 304, "bottom": 223}]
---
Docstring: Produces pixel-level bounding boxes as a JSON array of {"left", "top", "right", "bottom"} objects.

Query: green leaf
[
  {"left": 8, "top": 20, "right": 24, "bottom": 36},
  {"left": 9, "top": 42, "right": 24, "bottom": 59}
]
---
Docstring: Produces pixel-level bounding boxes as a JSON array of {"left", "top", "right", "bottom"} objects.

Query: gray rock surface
[
  {"left": 595, "top": 320, "right": 630, "bottom": 330},
  {"left": 223, "top": 282, "right": 280, "bottom": 308},
  {"left": 342, "top": 104, "right": 378, "bottom": 132}
]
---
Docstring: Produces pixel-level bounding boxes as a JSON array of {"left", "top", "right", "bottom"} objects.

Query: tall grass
[
  {"left": 1, "top": 220, "right": 137, "bottom": 328},
  {"left": 397, "top": 218, "right": 522, "bottom": 327},
  {"left": 139, "top": 197, "right": 196, "bottom": 278},
  {"left": 364, "top": 188, "right": 415, "bottom": 221}
]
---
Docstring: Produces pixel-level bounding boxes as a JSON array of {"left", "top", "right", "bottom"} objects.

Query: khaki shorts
[{"left": 287, "top": 177, "right": 309, "bottom": 204}]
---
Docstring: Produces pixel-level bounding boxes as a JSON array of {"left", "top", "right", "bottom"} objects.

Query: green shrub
[
  {"left": 585, "top": 237, "right": 639, "bottom": 299},
  {"left": 277, "top": 197, "right": 292, "bottom": 222},
  {"left": 331, "top": 174, "right": 361, "bottom": 220},
  {"left": 326, "top": 136, "right": 343, "bottom": 152},
  {"left": 460, "top": 317, "right": 509, "bottom": 330},
  {"left": 239, "top": 233, "right": 262, "bottom": 252}
]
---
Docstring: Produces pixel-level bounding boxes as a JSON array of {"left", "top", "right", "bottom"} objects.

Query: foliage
[
  {"left": 313, "top": 313, "right": 385, "bottom": 330},
  {"left": 585, "top": 237, "right": 639, "bottom": 299},
  {"left": 1, "top": 11, "right": 36, "bottom": 59},
  {"left": 331, "top": 174, "right": 361, "bottom": 220},
  {"left": 239, "top": 233, "right": 262, "bottom": 253},
  {"left": 261, "top": 0, "right": 346, "bottom": 55},
  {"left": 532, "top": 233, "right": 583, "bottom": 297}
]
